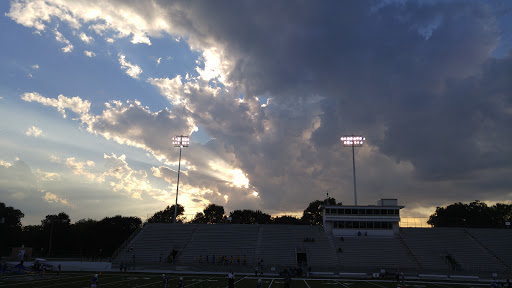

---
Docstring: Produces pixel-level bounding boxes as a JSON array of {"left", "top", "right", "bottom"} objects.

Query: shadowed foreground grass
[{"left": 0, "top": 272, "right": 490, "bottom": 288}]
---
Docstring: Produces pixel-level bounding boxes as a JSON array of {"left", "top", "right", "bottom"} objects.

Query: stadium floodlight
[
  {"left": 172, "top": 135, "right": 189, "bottom": 223},
  {"left": 341, "top": 135, "right": 365, "bottom": 206}
]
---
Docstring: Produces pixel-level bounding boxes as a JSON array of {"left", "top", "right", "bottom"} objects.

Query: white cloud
[
  {"left": 147, "top": 75, "right": 185, "bottom": 106},
  {"left": 0, "top": 160, "right": 12, "bottom": 168},
  {"left": 43, "top": 191, "right": 72, "bottom": 206},
  {"left": 36, "top": 169, "right": 61, "bottom": 182},
  {"left": 65, "top": 157, "right": 103, "bottom": 183},
  {"left": 6, "top": 1, "right": 156, "bottom": 45},
  {"left": 21, "top": 92, "right": 91, "bottom": 119},
  {"left": 118, "top": 54, "right": 142, "bottom": 79},
  {"left": 156, "top": 57, "right": 162, "bottom": 66},
  {"left": 196, "top": 47, "right": 231, "bottom": 85},
  {"left": 54, "top": 28, "right": 73, "bottom": 53},
  {"left": 79, "top": 32, "right": 94, "bottom": 43},
  {"left": 26, "top": 126, "right": 43, "bottom": 137},
  {"left": 31, "top": 64, "right": 39, "bottom": 69},
  {"left": 84, "top": 50, "right": 96, "bottom": 57},
  {"left": 104, "top": 153, "right": 168, "bottom": 200}
]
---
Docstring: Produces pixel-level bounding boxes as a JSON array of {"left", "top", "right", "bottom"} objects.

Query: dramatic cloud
[
  {"left": 118, "top": 54, "right": 142, "bottom": 79},
  {"left": 4, "top": 0, "right": 512, "bottom": 224}
]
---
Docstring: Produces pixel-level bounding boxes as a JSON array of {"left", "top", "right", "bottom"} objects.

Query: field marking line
[
  {"left": 364, "top": 280, "right": 388, "bottom": 288},
  {"left": 219, "top": 275, "right": 248, "bottom": 288},
  {"left": 304, "top": 279, "right": 311, "bottom": 288},
  {"left": 185, "top": 276, "right": 217, "bottom": 287},
  {"left": 80, "top": 276, "right": 155, "bottom": 288},
  {"left": 429, "top": 282, "right": 452, "bottom": 288},
  {"left": 268, "top": 278, "right": 274, "bottom": 288},
  {"left": 334, "top": 280, "right": 351, "bottom": 288},
  {"left": 0, "top": 274, "right": 90, "bottom": 287}
]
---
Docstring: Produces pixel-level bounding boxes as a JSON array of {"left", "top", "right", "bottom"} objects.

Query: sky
[{"left": 1, "top": 0, "right": 511, "bottom": 226}]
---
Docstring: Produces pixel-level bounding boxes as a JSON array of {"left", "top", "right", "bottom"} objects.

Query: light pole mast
[
  {"left": 341, "top": 135, "right": 365, "bottom": 206},
  {"left": 172, "top": 135, "right": 189, "bottom": 223}
]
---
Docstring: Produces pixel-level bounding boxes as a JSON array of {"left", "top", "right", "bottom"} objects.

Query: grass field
[{"left": 0, "top": 272, "right": 491, "bottom": 288}]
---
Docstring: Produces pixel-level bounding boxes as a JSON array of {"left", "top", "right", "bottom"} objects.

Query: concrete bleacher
[
  {"left": 335, "top": 235, "right": 416, "bottom": 270},
  {"left": 464, "top": 228, "right": 512, "bottom": 270},
  {"left": 257, "top": 225, "right": 338, "bottom": 268},
  {"left": 178, "top": 224, "right": 259, "bottom": 265},
  {"left": 115, "top": 223, "right": 197, "bottom": 265},
  {"left": 113, "top": 224, "right": 512, "bottom": 274},
  {"left": 400, "top": 228, "right": 507, "bottom": 273}
]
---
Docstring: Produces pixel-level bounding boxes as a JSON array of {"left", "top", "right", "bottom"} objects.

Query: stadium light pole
[
  {"left": 172, "top": 135, "right": 189, "bottom": 224},
  {"left": 340, "top": 135, "right": 365, "bottom": 206}
]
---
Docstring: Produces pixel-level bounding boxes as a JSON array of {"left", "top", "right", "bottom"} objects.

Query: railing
[
  {"left": 399, "top": 218, "right": 430, "bottom": 228},
  {"left": 111, "top": 224, "right": 143, "bottom": 260}
]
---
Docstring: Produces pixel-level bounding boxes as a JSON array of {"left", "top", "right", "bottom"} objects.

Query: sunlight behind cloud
[
  {"left": 26, "top": 126, "right": 43, "bottom": 137},
  {"left": 208, "top": 160, "right": 249, "bottom": 189}
]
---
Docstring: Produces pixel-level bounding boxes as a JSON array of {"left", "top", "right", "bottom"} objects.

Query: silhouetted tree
[
  {"left": 72, "top": 218, "right": 98, "bottom": 258},
  {"left": 97, "top": 215, "right": 142, "bottom": 256},
  {"left": 229, "top": 209, "right": 272, "bottom": 224},
  {"left": 191, "top": 204, "right": 227, "bottom": 224},
  {"left": 0, "top": 202, "right": 24, "bottom": 255},
  {"left": 147, "top": 204, "right": 185, "bottom": 223},
  {"left": 301, "top": 197, "right": 337, "bottom": 225},
  {"left": 41, "top": 212, "right": 73, "bottom": 256},
  {"left": 428, "top": 200, "right": 512, "bottom": 228},
  {"left": 272, "top": 215, "right": 302, "bottom": 225},
  {"left": 203, "top": 204, "right": 226, "bottom": 224}
]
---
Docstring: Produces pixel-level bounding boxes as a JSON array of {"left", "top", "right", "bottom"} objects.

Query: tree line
[
  {"left": 427, "top": 200, "right": 512, "bottom": 228},
  {"left": 1, "top": 199, "right": 511, "bottom": 258}
]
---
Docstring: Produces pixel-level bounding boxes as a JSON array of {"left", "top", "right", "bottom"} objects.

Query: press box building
[{"left": 323, "top": 199, "right": 403, "bottom": 237}]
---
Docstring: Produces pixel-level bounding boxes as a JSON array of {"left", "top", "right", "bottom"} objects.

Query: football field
[{"left": 0, "top": 272, "right": 491, "bottom": 288}]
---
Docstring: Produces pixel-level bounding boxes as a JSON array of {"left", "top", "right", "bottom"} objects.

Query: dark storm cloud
[{"left": 170, "top": 0, "right": 511, "bottom": 182}]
